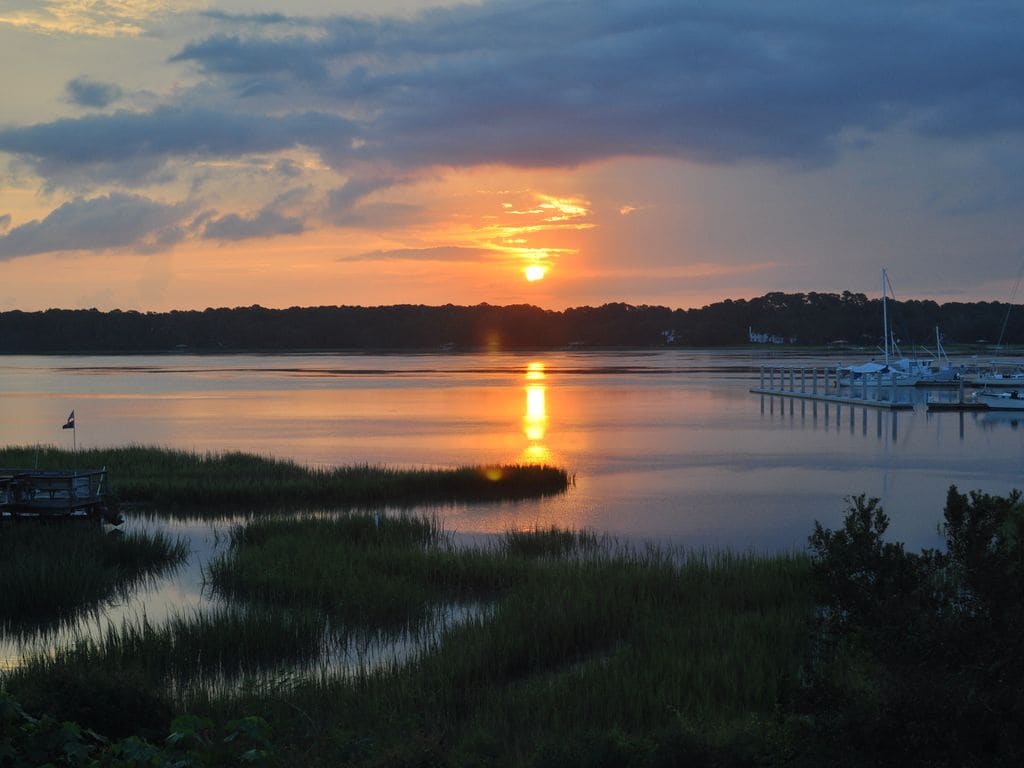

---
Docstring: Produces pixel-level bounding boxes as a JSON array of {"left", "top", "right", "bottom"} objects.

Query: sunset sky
[{"left": 1, "top": 0, "right": 1022, "bottom": 312}]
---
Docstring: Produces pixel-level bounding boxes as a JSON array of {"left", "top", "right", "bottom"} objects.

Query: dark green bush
[{"left": 805, "top": 488, "right": 1024, "bottom": 767}]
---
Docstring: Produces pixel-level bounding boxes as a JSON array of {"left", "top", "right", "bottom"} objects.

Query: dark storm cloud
[
  {"left": 173, "top": 0, "right": 1024, "bottom": 167},
  {"left": 0, "top": 194, "right": 192, "bottom": 259},
  {"left": 2, "top": 1, "right": 1022, "bottom": 184},
  {"left": 65, "top": 77, "right": 124, "bottom": 108}
]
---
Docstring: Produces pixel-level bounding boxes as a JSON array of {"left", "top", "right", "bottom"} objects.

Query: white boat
[
  {"left": 837, "top": 360, "right": 921, "bottom": 387},
  {"left": 836, "top": 272, "right": 957, "bottom": 387},
  {"left": 965, "top": 367, "right": 1024, "bottom": 387},
  {"left": 974, "top": 389, "right": 1024, "bottom": 410}
]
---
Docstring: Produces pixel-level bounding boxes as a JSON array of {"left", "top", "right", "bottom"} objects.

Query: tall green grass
[
  {"left": 206, "top": 515, "right": 521, "bottom": 630},
  {"left": 0, "top": 523, "right": 188, "bottom": 634},
  {"left": 0, "top": 445, "right": 569, "bottom": 512},
  {"left": 4, "top": 513, "right": 816, "bottom": 765},
  {"left": 4, "top": 606, "right": 326, "bottom": 740}
]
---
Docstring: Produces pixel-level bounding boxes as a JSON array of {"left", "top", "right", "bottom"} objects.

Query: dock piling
[{"left": 752, "top": 364, "right": 913, "bottom": 411}]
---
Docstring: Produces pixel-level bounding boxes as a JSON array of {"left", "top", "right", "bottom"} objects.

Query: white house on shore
[{"left": 748, "top": 327, "right": 797, "bottom": 344}]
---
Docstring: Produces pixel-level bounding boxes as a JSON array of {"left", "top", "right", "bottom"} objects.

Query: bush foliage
[{"left": 805, "top": 488, "right": 1024, "bottom": 767}]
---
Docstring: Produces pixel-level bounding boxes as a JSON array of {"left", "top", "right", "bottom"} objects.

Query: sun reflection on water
[{"left": 522, "top": 362, "right": 550, "bottom": 463}]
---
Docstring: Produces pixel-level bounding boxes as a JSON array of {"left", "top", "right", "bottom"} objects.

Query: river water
[{"left": 2, "top": 349, "right": 1022, "bottom": 666}]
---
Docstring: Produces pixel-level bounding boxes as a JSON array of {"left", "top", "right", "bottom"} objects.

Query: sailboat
[
  {"left": 965, "top": 273, "right": 1024, "bottom": 387},
  {"left": 837, "top": 269, "right": 927, "bottom": 387}
]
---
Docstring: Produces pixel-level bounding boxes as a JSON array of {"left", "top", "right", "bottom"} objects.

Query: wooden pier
[{"left": 750, "top": 366, "right": 914, "bottom": 411}]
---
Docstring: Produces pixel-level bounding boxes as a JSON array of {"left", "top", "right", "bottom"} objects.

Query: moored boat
[
  {"left": 964, "top": 367, "right": 1024, "bottom": 388},
  {"left": 973, "top": 389, "right": 1024, "bottom": 411},
  {"left": 0, "top": 468, "right": 122, "bottom": 524}
]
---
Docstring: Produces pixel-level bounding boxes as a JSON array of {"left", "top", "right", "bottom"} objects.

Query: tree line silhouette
[{"left": 0, "top": 291, "right": 1020, "bottom": 352}]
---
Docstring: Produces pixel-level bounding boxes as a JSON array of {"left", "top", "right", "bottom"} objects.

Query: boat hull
[{"left": 976, "top": 392, "right": 1024, "bottom": 411}]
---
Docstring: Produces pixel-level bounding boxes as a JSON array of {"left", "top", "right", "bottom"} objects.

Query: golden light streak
[
  {"left": 536, "top": 194, "right": 589, "bottom": 221},
  {"left": 524, "top": 385, "right": 547, "bottom": 442},
  {"left": 0, "top": 1, "right": 195, "bottom": 37}
]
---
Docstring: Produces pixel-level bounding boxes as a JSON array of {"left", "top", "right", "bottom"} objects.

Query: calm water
[{"left": 3, "top": 349, "right": 1023, "bottom": 667}]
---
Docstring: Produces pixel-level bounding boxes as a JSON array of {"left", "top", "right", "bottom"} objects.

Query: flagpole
[{"left": 62, "top": 410, "right": 76, "bottom": 462}]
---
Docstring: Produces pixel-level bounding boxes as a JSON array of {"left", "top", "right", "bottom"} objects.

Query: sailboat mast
[{"left": 882, "top": 268, "right": 889, "bottom": 364}]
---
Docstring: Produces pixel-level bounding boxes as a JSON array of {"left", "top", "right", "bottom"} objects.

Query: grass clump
[
  {"left": 206, "top": 514, "right": 518, "bottom": 629},
  {"left": 0, "top": 445, "right": 569, "bottom": 512},
  {"left": 0, "top": 523, "right": 188, "bottom": 633}
]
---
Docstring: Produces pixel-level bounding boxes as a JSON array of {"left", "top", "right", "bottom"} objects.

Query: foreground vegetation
[
  {"left": 5, "top": 519, "right": 814, "bottom": 765},
  {"left": 3, "top": 486, "right": 1023, "bottom": 766},
  {"left": 803, "top": 488, "right": 1024, "bottom": 766},
  {"left": 0, "top": 445, "right": 569, "bottom": 511}
]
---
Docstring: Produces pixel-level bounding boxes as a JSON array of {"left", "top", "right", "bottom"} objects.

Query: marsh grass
[
  {"left": 204, "top": 517, "right": 815, "bottom": 765},
  {"left": 5, "top": 606, "right": 326, "bottom": 724},
  {"left": 0, "top": 523, "right": 188, "bottom": 634},
  {"left": 4, "top": 512, "right": 815, "bottom": 765},
  {"left": 0, "top": 445, "right": 569, "bottom": 512},
  {"left": 206, "top": 514, "right": 517, "bottom": 630}
]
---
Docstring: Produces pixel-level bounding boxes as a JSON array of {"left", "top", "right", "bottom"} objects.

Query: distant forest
[{"left": 1, "top": 292, "right": 1022, "bottom": 352}]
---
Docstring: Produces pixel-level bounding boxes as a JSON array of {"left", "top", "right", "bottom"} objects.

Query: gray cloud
[
  {"left": 2, "top": 1, "right": 1022, "bottom": 187},
  {"left": 0, "top": 214, "right": 10, "bottom": 231},
  {"left": 170, "top": 1, "right": 1024, "bottom": 168},
  {"left": 202, "top": 207, "right": 304, "bottom": 240},
  {"left": 344, "top": 246, "right": 494, "bottom": 261},
  {"left": 323, "top": 176, "right": 425, "bottom": 228},
  {"left": 65, "top": 77, "right": 123, "bottom": 108},
  {"left": 0, "top": 194, "right": 193, "bottom": 260},
  {"left": 326, "top": 176, "right": 400, "bottom": 217},
  {"left": 0, "top": 107, "right": 356, "bottom": 184},
  {"left": 200, "top": 11, "right": 298, "bottom": 26}
]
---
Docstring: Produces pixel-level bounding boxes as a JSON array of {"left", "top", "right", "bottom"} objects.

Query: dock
[
  {"left": 926, "top": 401, "right": 988, "bottom": 412},
  {"left": 750, "top": 366, "right": 914, "bottom": 411}
]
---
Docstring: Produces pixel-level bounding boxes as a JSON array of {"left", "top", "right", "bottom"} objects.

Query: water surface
[{"left": 4, "top": 349, "right": 1023, "bottom": 668}]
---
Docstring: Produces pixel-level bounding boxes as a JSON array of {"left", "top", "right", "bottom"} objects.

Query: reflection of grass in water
[
  {"left": 5, "top": 515, "right": 816, "bottom": 764},
  {"left": 0, "top": 523, "right": 188, "bottom": 636},
  {"left": 0, "top": 445, "right": 569, "bottom": 513},
  {"left": 5, "top": 606, "right": 327, "bottom": 738}
]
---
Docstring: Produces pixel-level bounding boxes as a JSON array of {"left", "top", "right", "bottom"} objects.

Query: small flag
[{"left": 62, "top": 411, "right": 75, "bottom": 430}]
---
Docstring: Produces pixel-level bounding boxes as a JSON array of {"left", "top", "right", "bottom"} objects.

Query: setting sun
[{"left": 524, "top": 264, "right": 548, "bottom": 282}]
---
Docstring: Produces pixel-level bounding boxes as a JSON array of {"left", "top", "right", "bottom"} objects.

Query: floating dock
[
  {"left": 926, "top": 401, "right": 988, "bottom": 412},
  {"left": 751, "top": 366, "right": 914, "bottom": 411}
]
